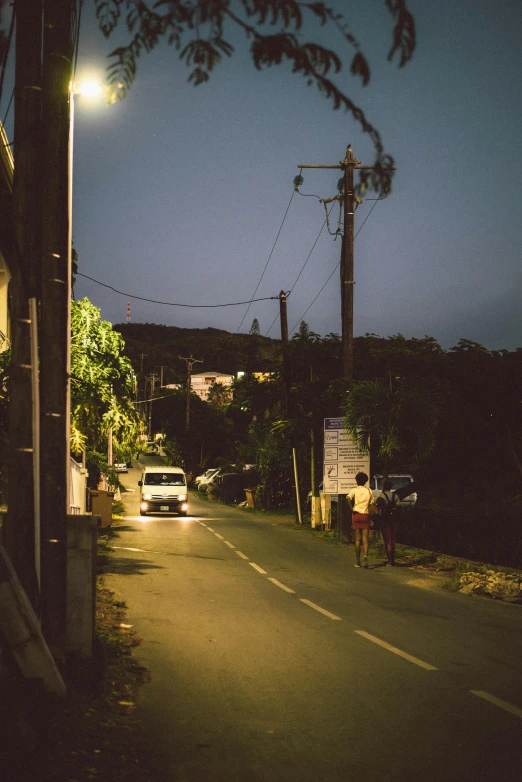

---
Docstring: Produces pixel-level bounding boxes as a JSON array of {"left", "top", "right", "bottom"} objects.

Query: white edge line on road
[
  {"left": 268, "top": 578, "right": 295, "bottom": 594},
  {"left": 235, "top": 551, "right": 249, "bottom": 560},
  {"left": 355, "top": 630, "right": 437, "bottom": 671},
  {"left": 224, "top": 541, "right": 235, "bottom": 549},
  {"left": 214, "top": 533, "right": 224, "bottom": 540},
  {"left": 299, "top": 599, "right": 342, "bottom": 621},
  {"left": 112, "top": 546, "right": 146, "bottom": 553},
  {"left": 206, "top": 527, "right": 214, "bottom": 532},
  {"left": 471, "top": 690, "right": 522, "bottom": 719},
  {"left": 249, "top": 562, "right": 267, "bottom": 574}
]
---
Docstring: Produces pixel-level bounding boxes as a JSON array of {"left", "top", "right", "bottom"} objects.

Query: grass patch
[{"left": 38, "top": 543, "right": 150, "bottom": 781}]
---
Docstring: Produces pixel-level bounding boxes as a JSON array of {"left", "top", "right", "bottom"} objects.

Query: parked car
[
  {"left": 370, "top": 474, "right": 417, "bottom": 507},
  {"left": 196, "top": 468, "right": 221, "bottom": 493},
  {"left": 207, "top": 473, "right": 247, "bottom": 504},
  {"left": 114, "top": 462, "right": 128, "bottom": 473}
]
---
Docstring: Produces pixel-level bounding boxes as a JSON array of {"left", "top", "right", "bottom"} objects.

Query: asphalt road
[{"left": 106, "top": 455, "right": 522, "bottom": 781}]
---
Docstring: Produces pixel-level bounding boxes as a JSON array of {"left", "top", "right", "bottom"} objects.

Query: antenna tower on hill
[{"left": 126, "top": 301, "right": 131, "bottom": 323}]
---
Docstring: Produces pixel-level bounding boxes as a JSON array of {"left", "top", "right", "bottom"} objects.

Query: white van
[
  {"left": 370, "top": 474, "right": 417, "bottom": 507},
  {"left": 138, "top": 466, "right": 188, "bottom": 517}
]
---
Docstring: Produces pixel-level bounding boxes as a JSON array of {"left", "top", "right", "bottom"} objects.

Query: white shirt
[{"left": 348, "top": 485, "right": 372, "bottom": 514}]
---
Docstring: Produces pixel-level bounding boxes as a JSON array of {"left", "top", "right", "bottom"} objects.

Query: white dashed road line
[
  {"left": 224, "top": 541, "right": 235, "bottom": 549},
  {"left": 268, "top": 578, "right": 295, "bottom": 594},
  {"left": 471, "top": 690, "right": 522, "bottom": 719},
  {"left": 235, "top": 551, "right": 249, "bottom": 560},
  {"left": 199, "top": 522, "right": 207, "bottom": 527},
  {"left": 206, "top": 527, "right": 215, "bottom": 532},
  {"left": 299, "top": 599, "right": 342, "bottom": 621},
  {"left": 355, "top": 630, "right": 437, "bottom": 671},
  {"left": 214, "top": 533, "right": 224, "bottom": 540},
  {"left": 249, "top": 562, "right": 267, "bottom": 574}
]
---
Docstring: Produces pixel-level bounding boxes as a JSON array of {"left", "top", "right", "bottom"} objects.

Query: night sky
[{"left": 3, "top": 1, "right": 522, "bottom": 351}]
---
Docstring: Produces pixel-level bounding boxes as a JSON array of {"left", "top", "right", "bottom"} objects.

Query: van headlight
[
  {"left": 143, "top": 493, "right": 152, "bottom": 500},
  {"left": 178, "top": 494, "right": 187, "bottom": 501}
]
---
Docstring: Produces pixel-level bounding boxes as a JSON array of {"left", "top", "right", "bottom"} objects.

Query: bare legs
[{"left": 354, "top": 528, "right": 369, "bottom": 567}]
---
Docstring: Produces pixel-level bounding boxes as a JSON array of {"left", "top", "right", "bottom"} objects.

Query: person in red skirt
[{"left": 348, "top": 472, "right": 372, "bottom": 569}]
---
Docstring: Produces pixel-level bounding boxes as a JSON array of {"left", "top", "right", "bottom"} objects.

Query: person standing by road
[
  {"left": 348, "top": 472, "right": 372, "bottom": 569},
  {"left": 376, "top": 479, "right": 400, "bottom": 566}
]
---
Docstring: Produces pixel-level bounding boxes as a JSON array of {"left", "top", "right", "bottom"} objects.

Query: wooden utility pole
[
  {"left": 39, "top": 0, "right": 74, "bottom": 651},
  {"left": 158, "top": 365, "right": 167, "bottom": 387},
  {"left": 299, "top": 145, "right": 395, "bottom": 537},
  {"left": 299, "top": 145, "right": 395, "bottom": 386},
  {"left": 146, "top": 373, "right": 159, "bottom": 438},
  {"left": 4, "top": 0, "right": 43, "bottom": 609},
  {"left": 279, "top": 290, "right": 290, "bottom": 413},
  {"left": 180, "top": 356, "right": 202, "bottom": 431}
]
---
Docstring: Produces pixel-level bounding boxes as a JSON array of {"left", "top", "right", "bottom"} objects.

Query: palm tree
[{"left": 343, "top": 377, "right": 439, "bottom": 481}]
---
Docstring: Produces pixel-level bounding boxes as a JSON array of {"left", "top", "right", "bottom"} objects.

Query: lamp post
[{"left": 40, "top": 69, "right": 102, "bottom": 652}]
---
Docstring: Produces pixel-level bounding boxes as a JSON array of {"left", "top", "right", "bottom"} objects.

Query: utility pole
[
  {"left": 146, "top": 373, "right": 159, "bottom": 438},
  {"left": 158, "top": 365, "right": 167, "bottom": 388},
  {"left": 39, "top": 0, "right": 75, "bottom": 653},
  {"left": 180, "top": 356, "right": 202, "bottom": 431},
  {"left": 4, "top": 0, "right": 43, "bottom": 609},
  {"left": 279, "top": 290, "right": 290, "bottom": 413},
  {"left": 299, "top": 145, "right": 395, "bottom": 538}
]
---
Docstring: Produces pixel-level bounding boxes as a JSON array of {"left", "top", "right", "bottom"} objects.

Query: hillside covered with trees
[{"left": 110, "top": 320, "right": 522, "bottom": 567}]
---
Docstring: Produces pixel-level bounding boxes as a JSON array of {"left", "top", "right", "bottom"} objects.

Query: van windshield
[
  {"left": 375, "top": 476, "right": 412, "bottom": 491},
  {"left": 144, "top": 473, "right": 185, "bottom": 486}
]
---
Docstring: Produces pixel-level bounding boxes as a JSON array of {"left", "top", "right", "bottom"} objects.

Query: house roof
[{"left": 191, "top": 372, "right": 233, "bottom": 378}]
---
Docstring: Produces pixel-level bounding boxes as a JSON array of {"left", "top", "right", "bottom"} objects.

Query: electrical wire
[
  {"left": 0, "top": 5, "right": 15, "bottom": 113},
  {"left": 235, "top": 188, "right": 295, "bottom": 333},
  {"left": 72, "top": 0, "right": 83, "bottom": 83},
  {"left": 264, "top": 203, "right": 335, "bottom": 337},
  {"left": 289, "top": 199, "right": 380, "bottom": 333},
  {"left": 133, "top": 390, "right": 180, "bottom": 405},
  {"left": 76, "top": 271, "right": 280, "bottom": 308},
  {"left": 2, "top": 87, "right": 13, "bottom": 126}
]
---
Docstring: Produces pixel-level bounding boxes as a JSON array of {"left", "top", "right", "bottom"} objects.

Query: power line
[
  {"left": 236, "top": 188, "right": 295, "bottom": 333},
  {"left": 0, "top": 4, "right": 15, "bottom": 113},
  {"left": 265, "top": 205, "right": 335, "bottom": 337},
  {"left": 289, "top": 199, "right": 380, "bottom": 333},
  {"left": 76, "top": 271, "right": 280, "bottom": 308}
]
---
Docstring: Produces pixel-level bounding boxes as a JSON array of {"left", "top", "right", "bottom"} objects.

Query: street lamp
[{"left": 66, "top": 80, "right": 103, "bottom": 504}]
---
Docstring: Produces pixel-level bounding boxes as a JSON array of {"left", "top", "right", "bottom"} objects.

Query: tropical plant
[
  {"left": 343, "top": 376, "right": 440, "bottom": 480},
  {"left": 70, "top": 298, "right": 140, "bottom": 456}
]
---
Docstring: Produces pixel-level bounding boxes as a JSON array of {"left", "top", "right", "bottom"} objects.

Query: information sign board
[{"left": 323, "top": 417, "right": 370, "bottom": 495}]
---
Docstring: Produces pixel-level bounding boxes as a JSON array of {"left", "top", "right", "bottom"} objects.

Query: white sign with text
[{"left": 323, "top": 417, "right": 370, "bottom": 494}]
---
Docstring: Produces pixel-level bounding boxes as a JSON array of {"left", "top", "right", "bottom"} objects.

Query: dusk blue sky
[{"left": 3, "top": 1, "right": 522, "bottom": 351}]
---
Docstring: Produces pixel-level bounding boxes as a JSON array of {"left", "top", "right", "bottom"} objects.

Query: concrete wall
[{"left": 66, "top": 515, "right": 98, "bottom": 659}]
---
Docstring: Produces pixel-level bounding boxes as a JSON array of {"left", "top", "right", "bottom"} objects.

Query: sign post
[{"left": 323, "top": 418, "right": 370, "bottom": 539}]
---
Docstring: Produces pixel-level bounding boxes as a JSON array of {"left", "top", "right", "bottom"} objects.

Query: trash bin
[
  {"left": 90, "top": 490, "right": 114, "bottom": 529},
  {"left": 244, "top": 488, "right": 257, "bottom": 509}
]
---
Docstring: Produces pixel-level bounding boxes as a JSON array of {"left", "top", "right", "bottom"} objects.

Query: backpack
[{"left": 382, "top": 492, "right": 399, "bottom": 520}]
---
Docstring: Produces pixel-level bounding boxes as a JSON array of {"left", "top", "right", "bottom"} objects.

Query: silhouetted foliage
[{"left": 94, "top": 0, "right": 416, "bottom": 195}]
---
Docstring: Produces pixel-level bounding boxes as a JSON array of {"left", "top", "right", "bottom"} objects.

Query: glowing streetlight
[{"left": 66, "top": 79, "right": 104, "bottom": 505}]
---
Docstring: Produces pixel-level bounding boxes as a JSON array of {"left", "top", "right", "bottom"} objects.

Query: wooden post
[
  {"left": 39, "top": 0, "right": 74, "bottom": 652},
  {"left": 279, "top": 290, "right": 290, "bottom": 413},
  {"left": 4, "top": 0, "right": 43, "bottom": 610}
]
